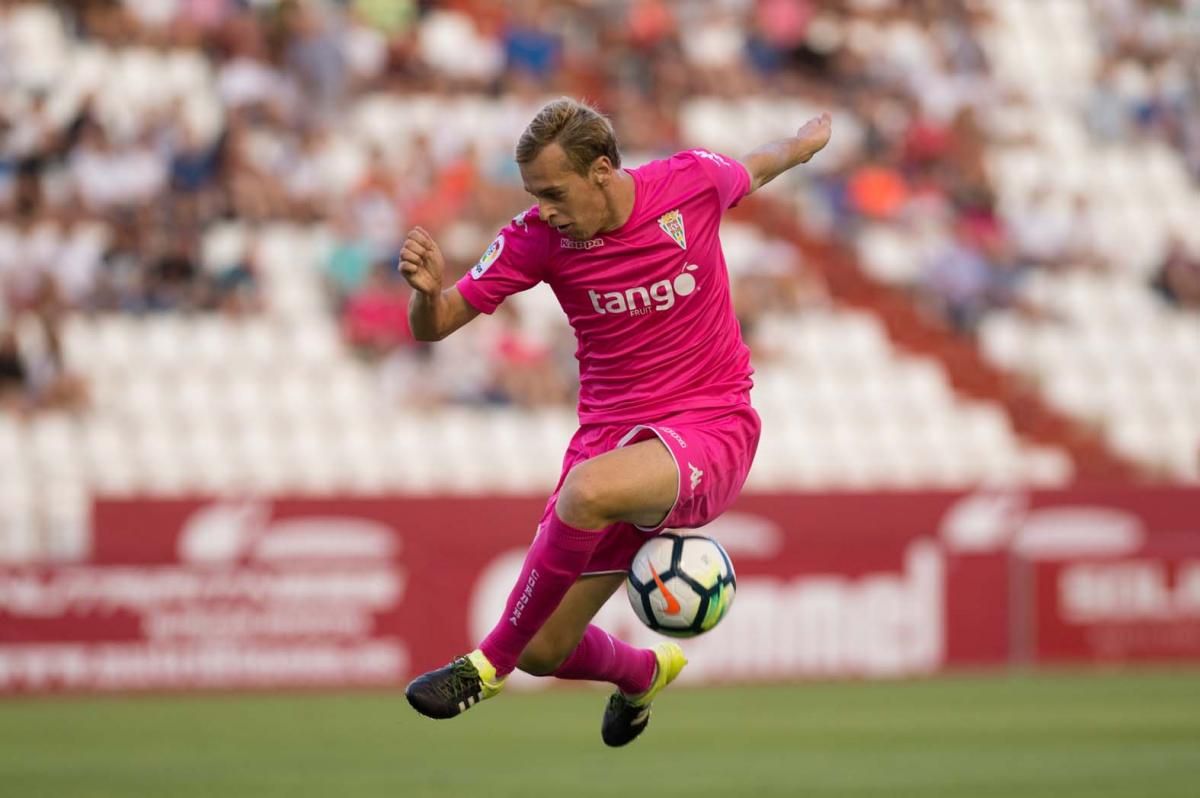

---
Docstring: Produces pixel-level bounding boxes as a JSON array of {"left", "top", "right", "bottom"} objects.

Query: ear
[{"left": 590, "top": 156, "right": 615, "bottom": 186}]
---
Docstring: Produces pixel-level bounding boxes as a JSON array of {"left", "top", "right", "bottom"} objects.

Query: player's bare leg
[
  {"left": 405, "top": 439, "right": 685, "bottom": 725},
  {"left": 554, "top": 436, "right": 679, "bottom": 529}
]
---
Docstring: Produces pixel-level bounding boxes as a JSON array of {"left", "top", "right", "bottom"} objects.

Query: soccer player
[{"left": 400, "top": 98, "right": 831, "bottom": 745}]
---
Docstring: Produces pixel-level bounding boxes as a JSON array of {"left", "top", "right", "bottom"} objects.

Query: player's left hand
[{"left": 796, "top": 112, "right": 832, "bottom": 162}]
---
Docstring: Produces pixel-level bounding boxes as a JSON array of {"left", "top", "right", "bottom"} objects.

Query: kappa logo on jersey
[
  {"left": 561, "top": 237, "right": 605, "bottom": 250},
  {"left": 470, "top": 235, "right": 504, "bottom": 279},
  {"left": 588, "top": 264, "right": 700, "bottom": 317},
  {"left": 658, "top": 209, "right": 686, "bottom": 250},
  {"left": 692, "top": 149, "right": 731, "bottom": 168},
  {"left": 512, "top": 210, "right": 529, "bottom": 231}
]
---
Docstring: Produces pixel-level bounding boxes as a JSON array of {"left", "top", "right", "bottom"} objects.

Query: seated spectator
[
  {"left": 325, "top": 213, "right": 374, "bottom": 306},
  {"left": 485, "top": 303, "right": 571, "bottom": 409},
  {"left": 170, "top": 124, "right": 224, "bottom": 194},
  {"left": 921, "top": 223, "right": 1027, "bottom": 333},
  {"left": 145, "top": 233, "right": 203, "bottom": 312},
  {"left": 0, "top": 278, "right": 88, "bottom": 416},
  {"left": 502, "top": 1, "right": 561, "bottom": 85},
  {"left": 0, "top": 322, "right": 30, "bottom": 415},
  {"left": 341, "top": 264, "right": 413, "bottom": 360},
  {"left": 1152, "top": 238, "right": 1200, "bottom": 311},
  {"left": 847, "top": 161, "right": 909, "bottom": 221}
]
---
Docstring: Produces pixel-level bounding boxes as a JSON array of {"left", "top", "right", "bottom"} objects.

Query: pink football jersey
[{"left": 456, "top": 149, "right": 754, "bottom": 424}]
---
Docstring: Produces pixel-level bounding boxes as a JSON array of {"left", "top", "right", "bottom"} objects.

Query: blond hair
[{"left": 516, "top": 97, "right": 620, "bottom": 175}]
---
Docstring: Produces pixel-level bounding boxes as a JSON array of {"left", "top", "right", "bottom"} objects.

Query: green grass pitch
[{"left": 3, "top": 670, "right": 1199, "bottom": 798}]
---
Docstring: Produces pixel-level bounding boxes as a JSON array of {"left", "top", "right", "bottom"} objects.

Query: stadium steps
[
  {"left": 973, "top": 0, "right": 1200, "bottom": 482},
  {"left": 733, "top": 195, "right": 1145, "bottom": 483}
]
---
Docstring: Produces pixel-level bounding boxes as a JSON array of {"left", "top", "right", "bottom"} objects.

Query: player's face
[{"left": 520, "top": 142, "right": 612, "bottom": 240}]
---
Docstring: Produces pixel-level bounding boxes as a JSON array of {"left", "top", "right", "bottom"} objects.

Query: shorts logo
[
  {"left": 471, "top": 235, "right": 504, "bottom": 279},
  {"left": 658, "top": 209, "right": 686, "bottom": 250},
  {"left": 688, "top": 462, "right": 704, "bottom": 491}
]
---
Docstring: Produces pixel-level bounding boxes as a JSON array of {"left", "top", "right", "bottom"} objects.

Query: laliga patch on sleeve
[
  {"left": 471, "top": 235, "right": 505, "bottom": 279},
  {"left": 691, "top": 148, "right": 731, "bottom": 168}
]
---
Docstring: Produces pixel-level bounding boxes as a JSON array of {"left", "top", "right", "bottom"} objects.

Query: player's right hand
[{"left": 399, "top": 226, "right": 444, "bottom": 296}]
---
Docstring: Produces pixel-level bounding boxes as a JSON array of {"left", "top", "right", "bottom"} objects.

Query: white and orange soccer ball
[{"left": 626, "top": 533, "right": 736, "bottom": 637}]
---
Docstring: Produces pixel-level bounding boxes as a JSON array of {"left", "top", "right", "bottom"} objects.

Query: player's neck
[{"left": 599, "top": 169, "right": 636, "bottom": 234}]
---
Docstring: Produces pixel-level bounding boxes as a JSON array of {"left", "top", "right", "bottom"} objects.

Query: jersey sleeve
[
  {"left": 455, "top": 208, "right": 549, "bottom": 315},
  {"left": 681, "top": 148, "right": 752, "bottom": 210}
]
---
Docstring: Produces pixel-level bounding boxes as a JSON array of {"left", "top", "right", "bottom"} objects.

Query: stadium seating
[
  {"left": 976, "top": 0, "right": 1200, "bottom": 481},
  {"left": 3, "top": 0, "right": 1197, "bottom": 567},
  {"left": 0, "top": 216, "right": 1071, "bottom": 562},
  {"left": 848, "top": 0, "right": 1200, "bottom": 482}
]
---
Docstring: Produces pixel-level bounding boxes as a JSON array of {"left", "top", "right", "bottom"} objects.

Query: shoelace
[{"left": 433, "top": 658, "right": 481, "bottom": 701}]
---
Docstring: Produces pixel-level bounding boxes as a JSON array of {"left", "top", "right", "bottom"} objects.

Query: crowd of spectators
[
  {"left": 805, "top": 0, "right": 1197, "bottom": 333},
  {"left": 725, "top": 0, "right": 1042, "bottom": 334},
  {"left": 1086, "top": 0, "right": 1200, "bottom": 315},
  {"left": 1, "top": 0, "right": 1193, "bottom": 414},
  {"left": 1087, "top": 0, "right": 1200, "bottom": 181},
  {"left": 0, "top": 0, "right": 842, "bottom": 413}
]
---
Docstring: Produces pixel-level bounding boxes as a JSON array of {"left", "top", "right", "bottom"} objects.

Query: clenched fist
[{"left": 398, "top": 226, "right": 445, "bottom": 297}]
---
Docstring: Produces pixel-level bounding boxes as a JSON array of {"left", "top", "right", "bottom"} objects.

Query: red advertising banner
[
  {"left": 1031, "top": 498, "right": 1200, "bottom": 663},
  {"left": 1, "top": 488, "right": 1197, "bottom": 693}
]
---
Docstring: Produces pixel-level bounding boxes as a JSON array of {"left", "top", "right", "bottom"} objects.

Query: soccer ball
[{"left": 626, "top": 533, "right": 736, "bottom": 637}]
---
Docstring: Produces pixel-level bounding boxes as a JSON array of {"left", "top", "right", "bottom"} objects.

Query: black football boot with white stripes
[
  {"left": 601, "top": 642, "right": 687, "bottom": 747},
  {"left": 405, "top": 650, "right": 506, "bottom": 719},
  {"left": 601, "top": 692, "right": 655, "bottom": 746}
]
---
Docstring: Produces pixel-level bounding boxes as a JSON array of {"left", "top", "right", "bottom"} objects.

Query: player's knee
[
  {"left": 556, "top": 463, "right": 613, "bottom": 529},
  {"left": 517, "top": 635, "right": 572, "bottom": 677}
]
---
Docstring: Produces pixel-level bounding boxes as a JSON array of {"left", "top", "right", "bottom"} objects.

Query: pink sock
[
  {"left": 552, "top": 625, "right": 657, "bottom": 695},
  {"left": 479, "top": 510, "right": 603, "bottom": 677}
]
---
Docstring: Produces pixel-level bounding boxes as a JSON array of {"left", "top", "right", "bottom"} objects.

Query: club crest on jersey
[
  {"left": 658, "top": 209, "right": 686, "bottom": 250},
  {"left": 471, "top": 234, "right": 504, "bottom": 279}
]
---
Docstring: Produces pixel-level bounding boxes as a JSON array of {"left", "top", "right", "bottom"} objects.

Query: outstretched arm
[
  {"left": 399, "top": 226, "right": 480, "bottom": 341},
  {"left": 740, "top": 112, "right": 832, "bottom": 195}
]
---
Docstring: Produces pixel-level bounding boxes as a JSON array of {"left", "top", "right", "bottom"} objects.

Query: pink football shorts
[{"left": 536, "top": 403, "right": 762, "bottom": 575}]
